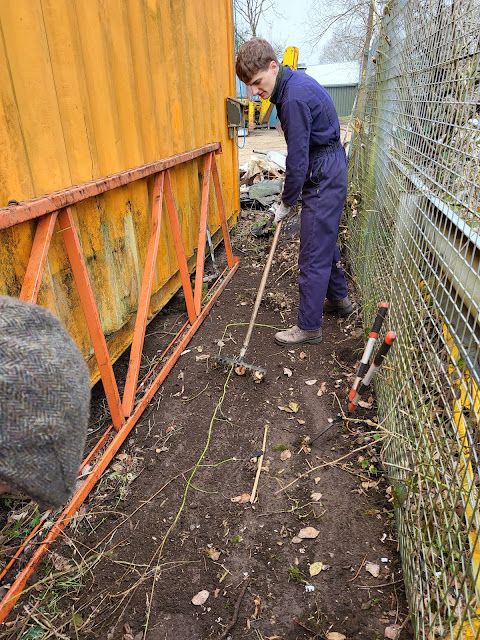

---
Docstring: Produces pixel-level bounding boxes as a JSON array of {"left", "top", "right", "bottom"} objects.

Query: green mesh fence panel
[{"left": 348, "top": 1, "right": 480, "bottom": 637}]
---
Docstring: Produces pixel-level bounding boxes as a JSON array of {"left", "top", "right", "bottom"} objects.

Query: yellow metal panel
[{"left": 0, "top": 0, "right": 239, "bottom": 383}]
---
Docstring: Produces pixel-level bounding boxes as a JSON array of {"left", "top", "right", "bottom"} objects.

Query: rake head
[{"left": 214, "top": 353, "right": 266, "bottom": 381}]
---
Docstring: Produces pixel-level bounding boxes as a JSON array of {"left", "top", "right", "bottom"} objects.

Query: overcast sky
[{"left": 238, "top": 0, "right": 322, "bottom": 66}]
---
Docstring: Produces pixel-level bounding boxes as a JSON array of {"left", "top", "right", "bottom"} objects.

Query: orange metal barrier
[{"left": 0, "top": 143, "right": 239, "bottom": 621}]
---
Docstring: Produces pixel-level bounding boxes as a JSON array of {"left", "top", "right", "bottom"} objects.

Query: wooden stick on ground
[
  {"left": 219, "top": 577, "right": 250, "bottom": 639},
  {"left": 250, "top": 424, "right": 268, "bottom": 503}
]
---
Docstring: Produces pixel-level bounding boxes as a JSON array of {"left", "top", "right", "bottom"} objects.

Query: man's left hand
[{"left": 273, "top": 201, "right": 292, "bottom": 223}]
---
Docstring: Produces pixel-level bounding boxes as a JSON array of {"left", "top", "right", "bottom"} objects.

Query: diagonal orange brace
[
  {"left": 58, "top": 207, "right": 125, "bottom": 430},
  {"left": 20, "top": 212, "right": 58, "bottom": 304},
  {"left": 122, "top": 172, "right": 165, "bottom": 416},
  {"left": 194, "top": 152, "right": 213, "bottom": 315},
  {"left": 164, "top": 170, "right": 196, "bottom": 324},
  {"left": 211, "top": 153, "right": 235, "bottom": 269}
]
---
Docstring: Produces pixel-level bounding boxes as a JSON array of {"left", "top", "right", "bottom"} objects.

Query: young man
[{"left": 236, "top": 39, "right": 353, "bottom": 346}]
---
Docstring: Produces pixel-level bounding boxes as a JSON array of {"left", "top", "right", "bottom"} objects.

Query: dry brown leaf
[
  {"left": 291, "top": 536, "right": 302, "bottom": 544},
  {"left": 191, "top": 590, "right": 209, "bottom": 606},
  {"left": 195, "top": 354, "right": 209, "bottom": 361},
  {"left": 358, "top": 399, "right": 373, "bottom": 409},
  {"left": 206, "top": 547, "right": 221, "bottom": 561},
  {"left": 280, "top": 450, "right": 292, "bottom": 461},
  {"left": 166, "top": 425, "right": 176, "bottom": 433},
  {"left": 311, "top": 492, "right": 323, "bottom": 501},
  {"left": 283, "top": 367, "right": 293, "bottom": 377},
  {"left": 115, "top": 453, "right": 128, "bottom": 461},
  {"left": 297, "top": 418, "right": 306, "bottom": 425},
  {"left": 317, "top": 382, "right": 328, "bottom": 396},
  {"left": 231, "top": 493, "right": 251, "bottom": 503},
  {"left": 365, "top": 561, "right": 380, "bottom": 577},
  {"left": 326, "top": 633, "right": 346, "bottom": 640},
  {"left": 384, "top": 625, "right": 401, "bottom": 640},
  {"left": 298, "top": 526, "right": 320, "bottom": 539},
  {"left": 305, "top": 379, "right": 317, "bottom": 386}
]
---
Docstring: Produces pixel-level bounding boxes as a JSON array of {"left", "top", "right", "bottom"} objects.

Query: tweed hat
[{"left": 0, "top": 296, "right": 91, "bottom": 508}]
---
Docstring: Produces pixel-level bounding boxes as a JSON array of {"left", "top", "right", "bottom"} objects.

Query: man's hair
[{"left": 236, "top": 38, "right": 278, "bottom": 83}]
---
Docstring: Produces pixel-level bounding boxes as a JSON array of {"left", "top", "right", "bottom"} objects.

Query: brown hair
[{"left": 235, "top": 38, "right": 278, "bottom": 83}]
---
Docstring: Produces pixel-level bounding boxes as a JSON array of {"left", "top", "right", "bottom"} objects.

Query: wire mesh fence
[{"left": 348, "top": 0, "right": 480, "bottom": 637}]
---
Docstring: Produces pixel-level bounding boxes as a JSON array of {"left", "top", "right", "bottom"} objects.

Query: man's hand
[{"left": 273, "top": 201, "right": 292, "bottom": 224}]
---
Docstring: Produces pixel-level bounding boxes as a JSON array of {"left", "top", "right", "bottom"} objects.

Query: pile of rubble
[{"left": 239, "top": 150, "right": 286, "bottom": 210}]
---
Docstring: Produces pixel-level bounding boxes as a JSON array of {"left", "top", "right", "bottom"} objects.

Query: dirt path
[{"left": 1, "top": 132, "right": 409, "bottom": 640}]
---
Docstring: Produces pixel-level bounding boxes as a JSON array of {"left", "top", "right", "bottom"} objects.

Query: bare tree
[
  {"left": 306, "top": 0, "right": 385, "bottom": 62},
  {"left": 235, "top": 0, "right": 278, "bottom": 38}
]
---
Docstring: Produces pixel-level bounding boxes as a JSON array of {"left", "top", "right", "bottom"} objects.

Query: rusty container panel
[{"left": 0, "top": 0, "right": 239, "bottom": 382}]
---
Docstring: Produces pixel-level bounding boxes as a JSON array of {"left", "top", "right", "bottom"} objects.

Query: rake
[{"left": 215, "top": 219, "right": 283, "bottom": 380}]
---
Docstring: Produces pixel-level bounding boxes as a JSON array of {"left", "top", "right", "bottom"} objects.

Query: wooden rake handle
[{"left": 239, "top": 220, "right": 283, "bottom": 360}]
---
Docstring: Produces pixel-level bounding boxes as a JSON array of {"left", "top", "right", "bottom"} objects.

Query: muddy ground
[{"left": 1, "top": 200, "right": 412, "bottom": 639}]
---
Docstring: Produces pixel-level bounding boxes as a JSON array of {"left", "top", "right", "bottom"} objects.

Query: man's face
[{"left": 246, "top": 60, "right": 279, "bottom": 99}]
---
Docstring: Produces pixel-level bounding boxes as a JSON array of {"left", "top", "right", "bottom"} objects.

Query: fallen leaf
[
  {"left": 297, "top": 419, "right": 306, "bottom": 425},
  {"left": 291, "top": 536, "right": 302, "bottom": 544},
  {"left": 305, "top": 379, "right": 317, "bottom": 386},
  {"left": 361, "top": 481, "right": 379, "bottom": 489},
  {"left": 206, "top": 548, "right": 221, "bottom": 561},
  {"left": 358, "top": 400, "right": 373, "bottom": 409},
  {"left": 155, "top": 446, "right": 168, "bottom": 453},
  {"left": 166, "top": 425, "right": 176, "bottom": 433},
  {"left": 283, "top": 367, "right": 293, "bottom": 377},
  {"left": 298, "top": 527, "right": 320, "bottom": 539},
  {"left": 317, "top": 382, "right": 328, "bottom": 396},
  {"left": 192, "top": 590, "right": 209, "bottom": 606},
  {"left": 196, "top": 354, "right": 209, "bottom": 361},
  {"left": 116, "top": 453, "right": 128, "bottom": 461},
  {"left": 351, "top": 327, "right": 363, "bottom": 339},
  {"left": 288, "top": 401, "right": 298, "bottom": 413},
  {"left": 365, "top": 562, "right": 380, "bottom": 577},
  {"left": 384, "top": 625, "right": 401, "bottom": 640},
  {"left": 314, "top": 477, "right": 321, "bottom": 484},
  {"left": 299, "top": 351, "right": 307, "bottom": 359},
  {"left": 326, "top": 633, "right": 346, "bottom": 640},
  {"left": 231, "top": 493, "right": 250, "bottom": 504},
  {"left": 311, "top": 492, "right": 323, "bottom": 501},
  {"left": 309, "top": 562, "right": 323, "bottom": 576},
  {"left": 111, "top": 463, "right": 123, "bottom": 473},
  {"left": 280, "top": 450, "right": 291, "bottom": 461},
  {"left": 51, "top": 553, "right": 72, "bottom": 572}
]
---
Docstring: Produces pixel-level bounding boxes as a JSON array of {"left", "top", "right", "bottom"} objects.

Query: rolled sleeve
[{"left": 281, "top": 99, "right": 312, "bottom": 206}]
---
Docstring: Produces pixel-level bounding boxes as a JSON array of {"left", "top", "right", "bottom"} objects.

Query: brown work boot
[
  {"left": 274, "top": 325, "right": 322, "bottom": 346},
  {"left": 324, "top": 296, "right": 354, "bottom": 316}
]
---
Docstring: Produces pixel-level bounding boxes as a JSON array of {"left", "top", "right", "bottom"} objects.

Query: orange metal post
[
  {"left": 193, "top": 152, "right": 213, "bottom": 315},
  {"left": 58, "top": 207, "right": 125, "bottom": 431},
  {"left": 19, "top": 212, "right": 58, "bottom": 303},
  {"left": 122, "top": 172, "right": 165, "bottom": 415},
  {"left": 163, "top": 170, "right": 196, "bottom": 324},
  {"left": 211, "top": 153, "right": 235, "bottom": 268}
]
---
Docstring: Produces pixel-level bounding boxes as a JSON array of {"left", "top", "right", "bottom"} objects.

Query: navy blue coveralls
[{"left": 271, "top": 67, "right": 349, "bottom": 331}]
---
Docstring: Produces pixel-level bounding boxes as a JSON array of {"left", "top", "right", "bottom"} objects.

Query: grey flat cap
[{"left": 0, "top": 296, "right": 91, "bottom": 508}]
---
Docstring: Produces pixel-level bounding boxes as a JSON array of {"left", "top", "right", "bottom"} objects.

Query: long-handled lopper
[
  {"left": 215, "top": 219, "right": 283, "bottom": 380},
  {"left": 310, "top": 330, "right": 396, "bottom": 446},
  {"left": 348, "top": 302, "right": 389, "bottom": 401}
]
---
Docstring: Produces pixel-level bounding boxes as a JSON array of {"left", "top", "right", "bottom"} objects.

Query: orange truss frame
[{"left": 0, "top": 142, "right": 239, "bottom": 621}]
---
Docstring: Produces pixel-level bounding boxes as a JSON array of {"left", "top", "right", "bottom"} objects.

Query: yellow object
[
  {"left": 258, "top": 46, "right": 299, "bottom": 124},
  {"left": 0, "top": 0, "right": 239, "bottom": 383}
]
